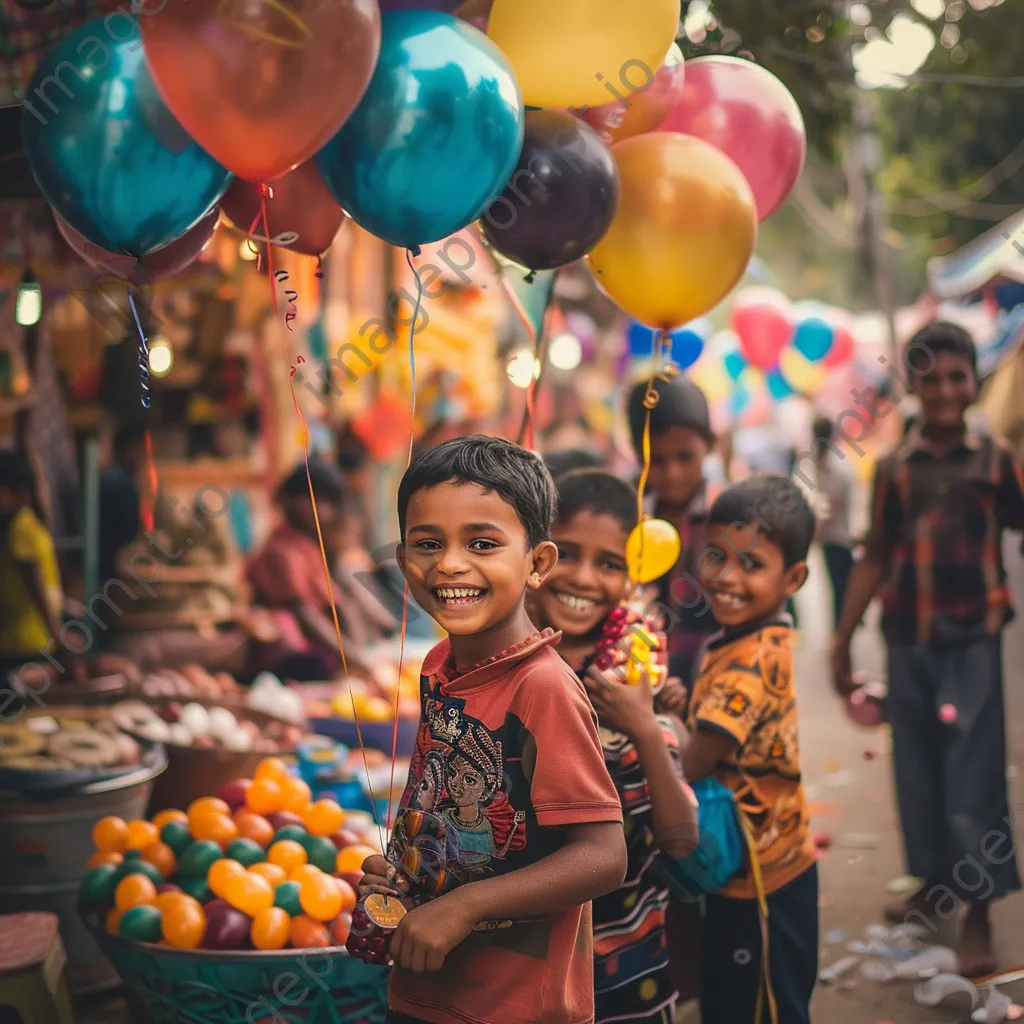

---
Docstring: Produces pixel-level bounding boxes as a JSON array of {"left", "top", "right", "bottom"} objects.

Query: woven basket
[{"left": 86, "top": 919, "right": 390, "bottom": 1024}]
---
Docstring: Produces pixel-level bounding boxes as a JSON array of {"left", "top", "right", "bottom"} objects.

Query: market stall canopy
[{"left": 927, "top": 209, "right": 1024, "bottom": 301}]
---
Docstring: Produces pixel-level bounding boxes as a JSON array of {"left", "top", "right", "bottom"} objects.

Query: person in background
[
  {"left": 832, "top": 322, "right": 1024, "bottom": 978},
  {"left": 542, "top": 447, "right": 604, "bottom": 479},
  {"left": 98, "top": 421, "right": 145, "bottom": 583}
]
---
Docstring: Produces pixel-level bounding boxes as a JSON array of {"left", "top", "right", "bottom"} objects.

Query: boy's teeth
[
  {"left": 436, "top": 587, "right": 483, "bottom": 602},
  {"left": 556, "top": 593, "right": 596, "bottom": 612}
]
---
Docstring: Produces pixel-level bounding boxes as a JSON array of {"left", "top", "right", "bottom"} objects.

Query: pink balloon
[
  {"left": 53, "top": 206, "right": 219, "bottom": 283},
  {"left": 824, "top": 325, "right": 855, "bottom": 367},
  {"left": 658, "top": 56, "right": 806, "bottom": 222},
  {"left": 732, "top": 302, "right": 794, "bottom": 370}
]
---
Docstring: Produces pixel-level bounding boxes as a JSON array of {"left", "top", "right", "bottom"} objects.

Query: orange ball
[
  {"left": 105, "top": 907, "right": 123, "bottom": 935},
  {"left": 161, "top": 895, "right": 206, "bottom": 950},
  {"left": 190, "top": 814, "right": 239, "bottom": 849},
  {"left": 334, "top": 877, "right": 357, "bottom": 913},
  {"left": 152, "top": 809, "right": 188, "bottom": 830},
  {"left": 289, "top": 864, "right": 323, "bottom": 888},
  {"left": 251, "top": 906, "right": 291, "bottom": 950},
  {"left": 233, "top": 810, "right": 274, "bottom": 848},
  {"left": 93, "top": 816, "right": 129, "bottom": 853},
  {"left": 248, "top": 862, "right": 287, "bottom": 887},
  {"left": 87, "top": 850, "right": 124, "bottom": 870},
  {"left": 302, "top": 799, "right": 345, "bottom": 837},
  {"left": 267, "top": 839, "right": 307, "bottom": 873},
  {"left": 279, "top": 776, "right": 312, "bottom": 814},
  {"left": 335, "top": 846, "right": 376, "bottom": 875},
  {"left": 140, "top": 842, "right": 176, "bottom": 878},
  {"left": 188, "top": 797, "right": 231, "bottom": 826},
  {"left": 124, "top": 820, "right": 159, "bottom": 851},
  {"left": 327, "top": 911, "right": 352, "bottom": 947},
  {"left": 155, "top": 891, "right": 191, "bottom": 914},
  {"left": 254, "top": 757, "right": 290, "bottom": 783},
  {"left": 299, "top": 872, "right": 343, "bottom": 922},
  {"left": 208, "top": 859, "right": 246, "bottom": 899},
  {"left": 289, "top": 914, "right": 332, "bottom": 949},
  {"left": 224, "top": 871, "right": 274, "bottom": 917},
  {"left": 115, "top": 874, "right": 158, "bottom": 912},
  {"left": 246, "top": 778, "right": 284, "bottom": 816}
]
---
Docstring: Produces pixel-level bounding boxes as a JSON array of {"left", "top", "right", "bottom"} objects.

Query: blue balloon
[
  {"left": 723, "top": 349, "right": 748, "bottom": 382},
  {"left": 317, "top": 11, "right": 524, "bottom": 251},
  {"left": 21, "top": 21, "right": 230, "bottom": 258},
  {"left": 628, "top": 321, "right": 705, "bottom": 368},
  {"left": 766, "top": 369, "right": 795, "bottom": 401},
  {"left": 792, "top": 318, "right": 835, "bottom": 363}
]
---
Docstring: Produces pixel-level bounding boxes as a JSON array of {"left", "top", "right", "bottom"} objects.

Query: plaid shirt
[{"left": 866, "top": 425, "right": 1024, "bottom": 645}]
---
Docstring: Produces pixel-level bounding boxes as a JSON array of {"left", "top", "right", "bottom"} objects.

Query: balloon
[
  {"left": 381, "top": 0, "right": 461, "bottom": 8},
  {"left": 732, "top": 302, "right": 794, "bottom": 370},
  {"left": 824, "top": 325, "right": 855, "bottom": 367},
  {"left": 626, "top": 519, "right": 681, "bottom": 585},
  {"left": 792, "top": 318, "right": 835, "bottom": 362},
  {"left": 53, "top": 207, "right": 219, "bottom": 283},
  {"left": 723, "top": 349, "right": 748, "bottom": 382},
  {"left": 587, "top": 134, "right": 757, "bottom": 330},
  {"left": 221, "top": 162, "right": 346, "bottom": 257},
  {"left": 22, "top": 24, "right": 229, "bottom": 257},
  {"left": 779, "top": 346, "right": 827, "bottom": 394},
  {"left": 628, "top": 321, "right": 705, "bottom": 369},
  {"left": 487, "top": 0, "right": 679, "bottom": 109},
  {"left": 658, "top": 56, "right": 807, "bottom": 222},
  {"left": 480, "top": 111, "right": 618, "bottom": 272},
  {"left": 581, "top": 44, "right": 686, "bottom": 145},
  {"left": 766, "top": 369, "right": 795, "bottom": 401},
  {"left": 139, "top": 0, "right": 380, "bottom": 183},
  {"left": 317, "top": 11, "right": 524, "bottom": 251}
]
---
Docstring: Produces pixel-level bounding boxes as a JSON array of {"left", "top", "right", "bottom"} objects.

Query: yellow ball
[{"left": 625, "top": 519, "right": 681, "bottom": 585}]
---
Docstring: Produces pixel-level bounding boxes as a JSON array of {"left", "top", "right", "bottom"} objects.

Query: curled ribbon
[{"left": 275, "top": 268, "right": 299, "bottom": 331}]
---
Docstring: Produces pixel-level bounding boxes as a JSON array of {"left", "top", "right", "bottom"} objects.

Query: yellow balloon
[
  {"left": 487, "top": 0, "right": 680, "bottom": 109},
  {"left": 587, "top": 134, "right": 758, "bottom": 330},
  {"left": 779, "top": 346, "right": 827, "bottom": 394},
  {"left": 626, "top": 519, "right": 681, "bottom": 585}
]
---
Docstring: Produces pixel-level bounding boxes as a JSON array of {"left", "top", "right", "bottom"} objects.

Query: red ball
[
  {"left": 203, "top": 904, "right": 252, "bottom": 950},
  {"left": 218, "top": 779, "right": 251, "bottom": 812},
  {"left": 266, "top": 811, "right": 305, "bottom": 832},
  {"left": 328, "top": 830, "right": 362, "bottom": 851}
]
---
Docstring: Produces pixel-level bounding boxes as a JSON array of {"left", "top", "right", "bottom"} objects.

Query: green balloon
[
  {"left": 119, "top": 905, "right": 163, "bottom": 944},
  {"left": 273, "top": 825, "right": 308, "bottom": 846},
  {"left": 160, "top": 821, "right": 193, "bottom": 857},
  {"left": 178, "top": 840, "right": 221, "bottom": 879},
  {"left": 180, "top": 876, "right": 212, "bottom": 903},
  {"left": 304, "top": 836, "right": 338, "bottom": 873},
  {"left": 273, "top": 880, "right": 302, "bottom": 917},
  {"left": 225, "top": 838, "right": 265, "bottom": 868},
  {"left": 80, "top": 864, "right": 119, "bottom": 909}
]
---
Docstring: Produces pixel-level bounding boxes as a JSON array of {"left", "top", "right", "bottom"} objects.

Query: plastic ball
[
  {"left": 179, "top": 876, "right": 213, "bottom": 904},
  {"left": 246, "top": 778, "right": 285, "bottom": 816},
  {"left": 336, "top": 846, "right": 376, "bottom": 875},
  {"left": 86, "top": 851, "right": 123, "bottom": 870},
  {"left": 160, "top": 821, "right": 193, "bottom": 857},
  {"left": 224, "top": 871, "right": 274, "bottom": 917},
  {"left": 93, "top": 816, "right": 129, "bottom": 853},
  {"left": 251, "top": 906, "right": 291, "bottom": 950},
  {"left": 268, "top": 839, "right": 307, "bottom": 873},
  {"left": 161, "top": 895, "right": 207, "bottom": 950},
  {"left": 124, "top": 820, "right": 159, "bottom": 851},
  {"left": 152, "top": 809, "right": 188, "bottom": 830},
  {"left": 105, "top": 907, "right": 123, "bottom": 935},
  {"left": 254, "top": 757, "right": 291, "bottom": 783},
  {"left": 273, "top": 879, "right": 303, "bottom": 917},
  {"left": 203, "top": 903, "right": 251, "bottom": 950},
  {"left": 272, "top": 825, "right": 308, "bottom": 846},
  {"left": 334, "top": 877, "right": 357, "bottom": 913},
  {"left": 208, "top": 858, "right": 246, "bottom": 899},
  {"left": 249, "top": 862, "right": 287, "bottom": 887},
  {"left": 289, "top": 914, "right": 332, "bottom": 949},
  {"left": 279, "top": 776, "right": 312, "bottom": 814},
  {"left": 298, "top": 872, "right": 344, "bottom": 922},
  {"left": 288, "top": 864, "right": 323, "bottom": 888},
  {"left": 114, "top": 858, "right": 163, "bottom": 886},
  {"left": 80, "top": 864, "right": 120, "bottom": 909},
  {"left": 327, "top": 910, "right": 351, "bottom": 947},
  {"left": 115, "top": 874, "right": 158, "bottom": 912},
  {"left": 304, "top": 835, "right": 339, "bottom": 873},
  {"left": 119, "top": 905, "right": 163, "bottom": 944},
  {"left": 191, "top": 813, "right": 239, "bottom": 849},
  {"left": 188, "top": 797, "right": 231, "bottom": 825},
  {"left": 303, "top": 800, "right": 345, "bottom": 837},
  {"left": 225, "top": 838, "right": 266, "bottom": 867},
  {"left": 155, "top": 890, "right": 190, "bottom": 913},
  {"left": 178, "top": 840, "right": 223, "bottom": 879},
  {"left": 140, "top": 842, "right": 176, "bottom": 878},
  {"left": 233, "top": 810, "right": 274, "bottom": 848}
]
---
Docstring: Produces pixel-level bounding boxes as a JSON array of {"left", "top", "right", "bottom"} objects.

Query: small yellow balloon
[
  {"left": 587, "top": 134, "right": 758, "bottom": 330},
  {"left": 487, "top": 0, "right": 680, "bottom": 109},
  {"left": 779, "top": 346, "right": 827, "bottom": 394},
  {"left": 626, "top": 519, "right": 682, "bottom": 585}
]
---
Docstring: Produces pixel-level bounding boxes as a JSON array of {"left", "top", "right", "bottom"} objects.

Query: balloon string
[
  {"left": 142, "top": 428, "right": 158, "bottom": 536},
  {"left": 636, "top": 329, "right": 668, "bottom": 581},
  {"left": 275, "top": 269, "right": 299, "bottom": 331},
  {"left": 246, "top": 185, "right": 279, "bottom": 315},
  {"left": 127, "top": 285, "right": 156, "bottom": 533},
  {"left": 386, "top": 248, "right": 425, "bottom": 834}
]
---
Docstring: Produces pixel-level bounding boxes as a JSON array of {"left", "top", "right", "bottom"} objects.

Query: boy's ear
[
  {"left": 396, "top": 541, "right": 407, "bottom": 575},
  {"left": 783, "top": 561, "right": 809, "bottom": 597},
  {"left": 530, "top": 540, "right": 559, "bottom": 586}
]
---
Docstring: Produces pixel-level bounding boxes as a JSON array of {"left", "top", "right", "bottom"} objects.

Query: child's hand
[
  {"left": 830, "top": 641, "right": 858, "bottom": 699},
  {"left": 358, "top": 855, "right": 410, "bottom": 900},
  {"left": 389, "top": 888, "right": 477, "bottom": 972},
  {"left": 584, "top": 663, "right": 658, "bottom": 740},
  {"left": 655, "top": 676, "right": 688, "bottom": 717}
]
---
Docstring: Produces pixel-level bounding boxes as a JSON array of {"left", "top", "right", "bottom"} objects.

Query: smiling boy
[{"left": 360, "top": 435, "right": 627, "bottom": 1024}]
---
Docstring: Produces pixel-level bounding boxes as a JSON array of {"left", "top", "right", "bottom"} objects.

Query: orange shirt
[
  {"left": 388, "top": 630, "right": 624, "bottom": 1024},
  {"left": 688, "top": 622, "right": 817, "bottom": 898}
]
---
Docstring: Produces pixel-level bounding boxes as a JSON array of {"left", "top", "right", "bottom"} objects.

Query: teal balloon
[
  {"left": 793, "top": 318, "right": 834, "bottom": 362},
  {"left": 21, "top": 22, "right": 229, "bottom": 258},
  {"left": 317, "top": 10, "right": 524, "bottom": 251},
  {"left": 723, "top": 349, "right": 748, "bottom": 382},
  {"left": 766, "top": 369, "right": 794, "bottom": 400}
]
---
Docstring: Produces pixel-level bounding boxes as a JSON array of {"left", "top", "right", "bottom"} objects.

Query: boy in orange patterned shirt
[{"left": 681, "top": 475, "right": 819, "bottom": 1024}]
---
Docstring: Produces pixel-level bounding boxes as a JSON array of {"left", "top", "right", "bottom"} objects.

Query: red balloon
[
  {"left": 138, "top": 0, "right": 381, "bottom": 183},
  {"left": 824, "top": 325, "right": 855, "bottom": 368},
  {"left": 53, "top": 206, "right": 218, "bottom": 283},
  {"left": 732, "top": 302, "right": 794, "bottom": 370},
  {"left": 658, "top": 56, "right": 806, "bottom": 222},
  {"left": 221, "top": 161, "right": 346, "bottom": 257},
  {"left": 581, "top": 44, "right": 686, "bottom": 145}
]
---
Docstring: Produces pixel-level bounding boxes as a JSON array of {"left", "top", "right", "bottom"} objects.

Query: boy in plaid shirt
[{"left": 832, "top": 322, "right": 1024, "bottom": 977}]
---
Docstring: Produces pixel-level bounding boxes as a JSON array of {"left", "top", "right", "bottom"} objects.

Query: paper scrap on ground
[
  {"left": 887, "top": 874, "right": 921, "bottom": 895},
  {"left": 915, "top": 972, "right": 982, "bottom": 1009}
]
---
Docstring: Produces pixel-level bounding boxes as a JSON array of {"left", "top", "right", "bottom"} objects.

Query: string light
[
  {"left": 148, "top": 336, "right": 173, "bottom": 377},
  {"left": 15, "top": 269, "right": 42, "bottom": 327},
  {"left": 548, "top": 332, "right": 583, "bottom": 371},
  {"left": 238, "top": 239, "right": 258, "bottom": 262},
  {"left": 507, "top": 349, "right": 541, "bottom": 389}
]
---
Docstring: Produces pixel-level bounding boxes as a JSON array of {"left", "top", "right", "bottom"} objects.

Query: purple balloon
[
  {"left": 480, "top": 110, "right": 620, "bottom": 273},
  {"left": 378, "top": 0, "right": 462, "bottom": 10}
]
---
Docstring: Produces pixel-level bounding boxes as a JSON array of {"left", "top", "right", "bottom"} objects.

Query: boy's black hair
[
  {"left": 812, "top": 415, "right": 834, "bottom": 448},
  {"left": 708, "top": 474, "right": 815, "bottom": 568},
  {"left": 554, "top": 469, "right": 637, "bottom": 535},
  {"left": 906, "top": 321, "right": 977, "bottom": 381},
  {"left": 397, "top": 435, "right": 555, "bottom": 548},
  {"left": 0, "top": 450, "right": 33, "bottom": 494},
  {"left": 626, "top": 374, "right": 712, "bottom": 455},
  {"left": 543, "top": 447, "right": 603, "bottom": 479},
  {"left": 277, "top": 461, "right": 346, "bottom": 504},
  {"left": 336, "top": 425, "right": 369, "bottom": 474}
]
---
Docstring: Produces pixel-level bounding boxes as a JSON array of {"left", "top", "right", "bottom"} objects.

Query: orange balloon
[
  {"left": 268, "top": 840, "right": 308, "bottom": 873},
  {"left": 140, "top": 842, "right": 177, "bottom": 878},
  {"left": 303, "top": 800, "right": 345, "bottom": 838},
  {"left": 191, "top": 814, "right": 239, "bottom": 849},
  {"left": 289, "top": 914, "right": 332, "bottom": 949},
  {"left": 279, "top": 776, "right": 312, "bottom": 815},
  {"left": 153, "top": 809, "right": 189, "bottom": 830},
  {"left": 115, "top": 874, "right": 158, "bottom": 912},
  {"left": 252, "top": 907, "right": 291, "bottom": 950},
  {"left": 587, "top": 133, "right": 757, "bottom": 329},
  {"left": 246, "top": 778, "right": 285, "bottom": 816},
  {"left": 249, "top": 862, "right": 287, "bottom": 887},
  {"left": 93, "top": 816, "right": 129, "bottom": 853},
  {"left": 234, "top": 810, "right": 275, "bottom": 849},
  {"left": 224, "top": 872, "right": 274, "bottom": 917},
  {"left": 209, "top": 859, "right": 246, "bottom": 899},
  {"left": 87, "top": 851, "right": 124, "bottom": 870},
  {"left": 138, "top": 0, "right": 382, "bottom": 183}
]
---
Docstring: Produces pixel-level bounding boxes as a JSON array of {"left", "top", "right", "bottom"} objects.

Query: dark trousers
[
  {"left": 701, "top": 864, "right": 819, "bottom": 1024},
  {"left": 822, "top": 543, "right": 853, "bottom": 630},
  {"left": 888, "top": 636, "right": 1020, "bottom": 902}
]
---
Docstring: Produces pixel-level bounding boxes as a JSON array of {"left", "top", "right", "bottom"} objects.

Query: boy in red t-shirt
[{"left": 360, "top": 435, "right": 627, "bottom": 1024}]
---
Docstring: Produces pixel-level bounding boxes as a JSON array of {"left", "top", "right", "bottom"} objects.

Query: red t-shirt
[{"left": 387, "top": 629, "right": 624, "bottom": 1024}]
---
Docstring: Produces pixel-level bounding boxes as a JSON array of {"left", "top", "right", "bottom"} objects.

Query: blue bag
[{"left": 649, "top": 776, "right": 744, "bottom": 898}]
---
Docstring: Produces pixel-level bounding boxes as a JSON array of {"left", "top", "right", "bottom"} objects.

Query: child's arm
[
  {"left": 995, "top": 443, "right": 1024, "bottom": 532},
  {"left": 388, "top": 821, "right": 626, "bottom": 973},
  {"left": 681, "top": 726, "right": 739, "bottom": 783}
]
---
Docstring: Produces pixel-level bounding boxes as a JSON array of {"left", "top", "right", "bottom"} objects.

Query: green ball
[
  {"left": 273, "top": 825, "right": 307, "bottom": 846},
  {"left": 224, "top": 838, "right": 265, "bottom": 868},
  {"left": 123, "top": 849, "right": 142, "bottom": 861},
  {"left": 114, "top": 859, "right": 164, "bottom": 886},
  {"left": 119, "top": 905, "right": 163, "bottom": 944},
  {"left": 273, "top": 880, "right": 302, "bottom": 917},
  {"left": 179, "top": 876, "right": 212, "bottom": 903},
  {"left": 304, "top": 836, "right": 337, "bottom": 873},
  {"left": 80, "top": 864, "right": 119, "bottom": 909},
  {"left": 160, "top": 821, "right": 192, "bottom": 857},
  {"left": 178, "top": 840, "right": 221, "bottom": 879}
]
